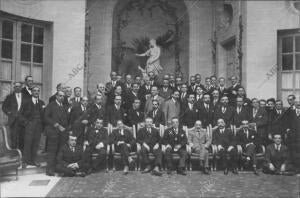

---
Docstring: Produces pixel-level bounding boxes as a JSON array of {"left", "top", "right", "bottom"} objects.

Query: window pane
[
  {"left": 295, "top": 73, "right": 300, "bottom": 89},
  {"left": 282, "top": 54, "right": 293, "bottom": 70},
  {"left": 296, "top": 54, "right": 300, "bottom": 70},
  {"left": 33, "top": 65, "right": 42, "bottom": 83},
  {"left": 20, "top": 63, "right": 30, "bottom": 81},
  {"left": 34, "top": 27, "right": 44, "bottom": 44},
  {"left": 2, "top": 20, "right": 13, "bottom": 40},
  {"left": 282, "top": 73, "right": 293, "bottom": 89},
  {"left": 33, "top": 46, "right": 43, "bottom": 63},
  {"left": 21, "top": 44, "right": 31, "bottom": 61},
  {"left": 282, "top": 37, "right": 293, "bottom": 53},
  {"left": 21, "top": 24, "right": 32, "bottom": 42},
  {"left": 1, "top": 40, "right": 13, "bottom": 59},
  {"left": 296, "top": 36, "right": 300, "bottom": 52},
  {"left": 0, "top": 60, "right": 12, "bottom": 80}
]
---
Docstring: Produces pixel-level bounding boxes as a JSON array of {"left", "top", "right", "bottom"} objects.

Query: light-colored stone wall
[{"left": 0, "top": 0, "right": 86, "bottom": 100}]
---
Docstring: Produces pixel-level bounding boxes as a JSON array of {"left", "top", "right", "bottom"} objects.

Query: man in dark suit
[
  {"left": 123, "top": 74, "right": 133, "bottom": 95},
  {"left": 21, "top": 75, "right": 33, "bottom": 100},
  {"left": 187, "top": 76, "right": 197, "bottom": 95},
  {"left": 110, "top": 120, "right": 136, "bottom": 174},
  {"left": 44, "top": 91, "right": 69, "bottom": 176},
  {"left": 181, "top": 93, "right": 198, "bottom": 128},
  {"left": 49, "top": 83, "right": 63, "bottom": 103},
  {"left": 179, "top": 83, "right": 188, "bottom": 107},
  {"left": 194, "top": 74, "right": 206, "bottom": 91},
  {"left": 126, "top": 99, "right": 144, "bottom": 127},
  {"left": 144, "top": 86, "right": 165, "bottom": 115},
  {"left": 147, "top": 99, "right": 165, "bottom": 127},
  {"left": 137, "top": 117, "right": 162, "bottom": 176},
  {"left": 268, "top": 100, "right": 287, "bottom": 139},
  {"left": 70, "top": 87, "right": 82, "bottom": 108},
  {"left": 263, "top": 134, "right": 291, "bottom": 175},
  {"left": 139, "top": 76, "right": 152, "bottom": 110},
  {"left": 194, "top": 85, "right": 204, "bottom": 108},
  {"left": 89, "top": 94, "right": 105, "bottom": 125},
  {"left": 2, "top": 82, "right": 26, "bottom": 150},
  {"left": 56, "top": 135, "right": 90, "bottom": 177},
  {"left": 211, "top": 90, "right": 221, "bottom": 110},
  {"left": 69, "top": 96, "right": 90, "bottom": 145},
  {"left": 233, "top": 96, "right": 251, "bottom": 128},
  {"left": 204, "top": 77, "right": 214, "bottom": 95},
  {"left": 218, "top": 77, "right": 229, "bottom": 99},
  {"left": 250, "top": 98, "right": 268, "bottom": 146},
  {"left": 213, "top": 96, "right": 235, "bottom": 128},
  {"left": 236, "top": 120, "right": 259, "bottom": 175},
  {"left": 227, "top": 76, "right": 242, "bottom": 106},
  {"left": 198, "top": 93, "right": 214, "bottom": 128},
  {"left": 105, "top": 71, "right": 122, "bottom": 94},
  {"left": 106, "top": 95, "right": 127, "bottom": 127},
  {"left": 85, "top": 118, "right": 108, "bottom": 171},
  {"left": 124, "top": 82, "right": 140, "bottom": 111},
  {"left": 162, "top": 117, "right": 188, "bottom": 175},
  {"left": 212, "top": 118, "right": 238, "bottom": 174},
  {"left": 19, "top": 86, "right": 45, "bottom": 168}
]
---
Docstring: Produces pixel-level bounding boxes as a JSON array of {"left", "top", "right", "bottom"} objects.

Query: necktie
[
  {"left": 238, "top": 107, "right": 241, "bottom": 114},
  {"left": 206, "top": 104, "right": 209, "bottom": 111},
  {"left": 35, "top": 98, "right": 38, "bottom": 104},
  {"left": 222, "top": 107, "right": 226, "bottom": 113}
]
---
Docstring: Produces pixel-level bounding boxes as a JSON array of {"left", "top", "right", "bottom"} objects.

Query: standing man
[
  {"left": 147, "top": 99, "right": 165, "bottom": 127},
  {"left": 21, "top": 75, "right": 33, "bottom": 100},
  {"left": 181, "top": 93, "right": 198, "bottom": 128},
  {"left": 49, "top": 83, "right": 63, "bottom": 103},
  {"left": 2, "top": 82, "right": 26, "bottom": 150},
  {"left": 159, "top": 79, "right": 172, "bottom": 100},
  {"left": 163, "top": 90, "right": 181, "bottom": 126},
  {"left": 218, "top": 77, "right": 229, "bottom": 98},
  {"left": 213, "top": 96, "right": 235, "bottom": 128},
  {"left": 212, "top": 119, "right": 238, "bottom": 175},
  {"left": 44, "top": 91, "right": 69, "bottom": 176},
  {"left": 198, "top": 93, "right": 214, "bottom": 128},
  {"left": 163, "top": 117, "right": 188, "bottom": 175},
  {"left": 106, "top": 95, "right": 127, "bottom": 127},
  {"left": 233, "top": 96, "right": 251, "bottom": 128},
  {"left": 137, "top": 117, "right": 162, "bottom": 176},
  {"left": 188, "top": 120, "right": 211, "bottom": 174},
  {"left": 144, "top": 86, "right": 164, "bottom": 115},
  {"left": 227, "top": 76, "right": 241, "bottom": 106},
  {"left": 20, "top": 86, "right": 45, "bottom": 168},
  {"left": 70, "top": 87, "right": 82, "bottom": 107}
]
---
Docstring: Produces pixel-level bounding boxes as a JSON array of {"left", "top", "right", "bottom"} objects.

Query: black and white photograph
[{"left": 0, "top": 0, "right": 299, "bottom": 197}]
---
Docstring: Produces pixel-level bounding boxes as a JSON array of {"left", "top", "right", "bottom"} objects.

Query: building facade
[{"left": 0, "top": 0, "right": 299, "bottom": 123}]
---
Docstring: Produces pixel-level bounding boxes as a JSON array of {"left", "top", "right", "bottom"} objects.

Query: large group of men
[{"left": 2, "top": 71, "right": 300, "bottom": 177}]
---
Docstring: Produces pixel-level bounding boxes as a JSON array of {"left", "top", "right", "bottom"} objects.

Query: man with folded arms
[
  {"left": 137, "top": 117, "right": 162, "bottom": 176},
  {"left": 85, "top": 118, "right": 108, "bottom": 172},
  {"left": 188, "top": 120, "right": 211, "bottom": 174},
  {"left": 110, "top": 120, "right": 136, "bottom": 174},
  {"left": 212, "top": 118, "right": 238, "bottom": 175},
  {"left": 56, "top": 135, "right": 90, "bottom": 177},
  {"left": 162, "top": 117, "right": 188, "bottom": 175}
]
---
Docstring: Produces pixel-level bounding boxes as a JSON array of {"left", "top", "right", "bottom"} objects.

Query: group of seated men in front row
[{"left": 2, "top": 72, "right": 300, "bottom": 177}]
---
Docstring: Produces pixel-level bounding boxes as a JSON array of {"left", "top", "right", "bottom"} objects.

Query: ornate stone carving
[{"left": 216, "top": 3, "right": 233, "bottom": 32}]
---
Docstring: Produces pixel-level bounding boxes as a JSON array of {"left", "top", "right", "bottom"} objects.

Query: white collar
[
  {"left": 56, "top": 100, "right": 62, "bottom": 106},
  {"left": 32, "top": 97, "right": 38, "bottom": 103}
]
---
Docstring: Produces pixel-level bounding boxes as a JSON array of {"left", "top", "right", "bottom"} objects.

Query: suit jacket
[
  {"left": 86, "top": 127, "right": 108, "bottom": 152},
  {"left": 21, "top": 87, "right": 32, "bottom": 100},
  {"left": 126, "top": 108, "right": 145, "bottom": 127},
  {"left": 268, "top": 108, "right": 288, "bottom": 136},
  {"left": 180, "top": 103, "right": 198, "bottom": 128},
  {"left": 236, "top": 128, "right": 258, "bottom": 148},
  {"left": 56, "top": 144, "right": 85, "bottom": 168},
  {"left": 227, "top": 84, "right": 242, "bottom": 106},
  {"left": 147, "top": 109, "right": 165, "bottom": 127},
  {"left": 187, "top": 84, "right": 197, "bottom": 95},
  {"left": 218, "top": 87, "right": 229, "bottom": 98},
  {"left": 179, "top": 92, "right": 188, "bottom": 107},
  {"left": 44, "top": 101, "right": 69, "bottom": 135},
  {"left": 49, "top": 93, "right": 57, "bottom": 104},
  {"left": 19, "top": 98, "right": 45, "bottom": 127},
  {"left": 188, "top": 128, "right": 211, "bottom": 152},
  {"left": 89, "top": 103, "right": 105, "bottom": 124},
  {"left": 110, "top": 128, "right": 135, "bottom": 147},
  {"left": 250, "top": 107, "right": 268, "bottom": 137},
  {"left": 105, "top": 81, "right": 123, "bottom": 94},
  {"left": 212, "top": 128, "right": 235, "bottom": 149},
  {"left": 213, "top": 105, "right": 235, "bottom": 127},
  {"left": 265, "top": 144, "right": 289, "bottom": 168},
  {"left": 198, "top": 102, "right": 214, "bottom": 128},
  {"left": 144, "top": 95, "right": 164, "bottom": 115},
  {"left": 233, "top": 106, "right": 251, "bottom": 127},
  {"left": 137, "top": 127, "right": 161, "bottom": 148},
  {"left": 162, "top": 127, "right": 187, "bottom": 149},
  {"left": 159, "top": 87, "right": 172, "bottom": 100},
  {"left": 70, "top": 97, "right": 82, "bottom": 108},
  {"left": 163, "top": 99, "right": 181, "bottom": 125},
  {"left": 123, "top": 91, "right": 140, "bottom": 111},
  {"left": 105, "top": 105, "right": 126, "bottom": 127},
  {"left": 69, "top": 105, "right": 90, "bottom": 126},
  {"left": 2, "top": 92, "right": 26, "bottom": 126}
]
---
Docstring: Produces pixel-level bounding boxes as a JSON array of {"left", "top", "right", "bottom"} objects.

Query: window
[
  {"left": 0, "top": 12, "right": 52, "bottom": 124},
  {"left": 278, "top": 30, "right": 300, "bottom": 105}
]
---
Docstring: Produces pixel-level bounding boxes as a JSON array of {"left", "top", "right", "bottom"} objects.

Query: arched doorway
[{"left": 111, "top": 0, "right": 189, "bottom": 79}]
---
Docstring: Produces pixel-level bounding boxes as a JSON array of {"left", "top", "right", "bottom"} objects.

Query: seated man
[
  {"left": 85, "top": 118, "right": 108, "bottom": 172},
  {"left": 56, "top": 135, "right": 91, "bottom": 177},
  {"left": 212, "top": 118, "right": 238, "bottom": 175},
  {"left": 263, "top": 133, "right": 292, "bottom": 175},
  {"left": 162, "top": 117, "right": 188, "bottom": 175},
  {"left": 236, "top": 120, "right": 259, "bottom": 175},
  {"left": 188, "top": 120, "right": 211, "bottom": 174},
  {"left": 110, "top": 120, "right": 136, "bottom": 175},
  {"left": 137, "top": 117, "right": 162, "bottom": 176}
]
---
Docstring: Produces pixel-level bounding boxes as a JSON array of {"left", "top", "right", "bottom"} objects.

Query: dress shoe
[
  {"left": 224, "top": 168, "right": 228, "bottom": 175},
  {"left": 203, "top": 168, "right": 210, "bottom": 175},
  {"left": 232, "top": 168, "right": 238, "bottom": 174},
  {"left": 152, "top": 169, "right": 162, "bottom": 176},
  {"left": 75, "top": 171, "right": 86, "bottom": 177},
  {"left": 177, "top": 168, "right": 187, "bottom": 176},
  {"left": 46, "top": 171, "right": 55, "bottom": 176},
  {"left": 123, "top": 166, "right": 129, "bottom": 175},
  {"left": 128, "top": 159, "right": 135, "bottom": 170},
  {"left": 142, "top": 166, "right": 151, "bottom": 174}
]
